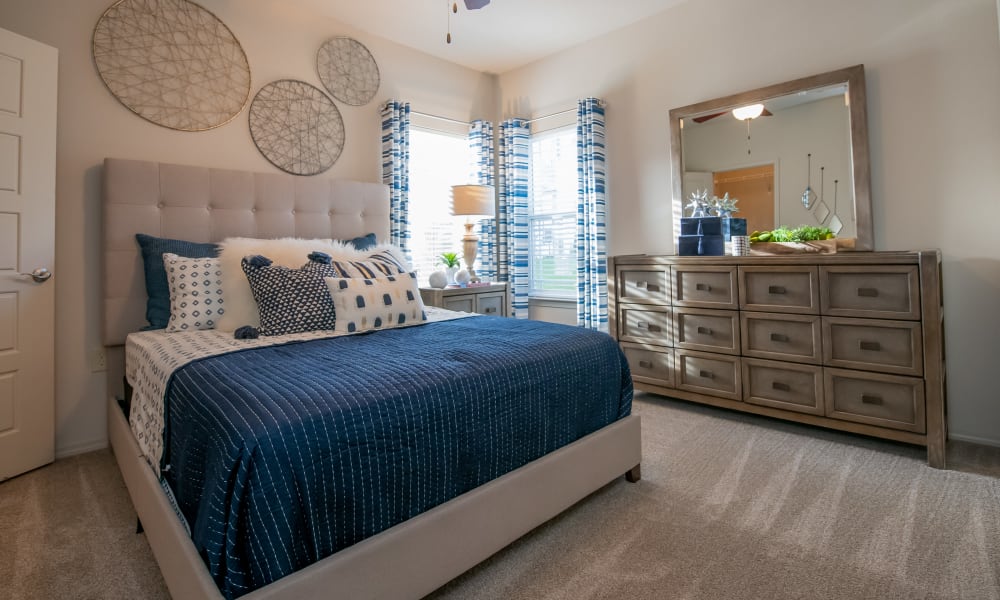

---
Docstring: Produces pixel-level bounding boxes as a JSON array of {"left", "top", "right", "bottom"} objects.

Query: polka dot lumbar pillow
[
  {"left": 324, "top": 272, "right": 427, "bottom": 334},
  {"left": 162, "top": 253, "right": 225, "bottom": 332}
]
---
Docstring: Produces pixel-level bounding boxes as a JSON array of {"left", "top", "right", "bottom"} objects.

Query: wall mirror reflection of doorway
[{"left": 713, "top": 164, "right": 775, "bottom": 234}]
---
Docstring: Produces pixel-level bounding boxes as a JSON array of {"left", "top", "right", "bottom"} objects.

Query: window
[
  {"left": 529, "top": 126, "right": 577, "bottom": 298},
  {"left": 408, "top": 127, "right": 474, "bottom": 283}
]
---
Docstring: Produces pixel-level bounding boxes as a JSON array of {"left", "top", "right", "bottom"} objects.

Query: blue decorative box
[
  {"left": 680, "top": 216, "right": 722, "bottom": 236},
  {"left": 678, "top": 234, "right": 725, "bottom": 256},
  {"left": 722, "top": 217, "right": 747, "bottom": 240}
]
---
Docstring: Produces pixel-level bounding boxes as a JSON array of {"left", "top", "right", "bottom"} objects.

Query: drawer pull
[
  {"left": 859, "top": 340, "right": 881, "bottom": 352},
  {"left": 768, "top": 285, "right": 787, "bottom": 295},
  {"left": 698, "top": 369, "right": 715, "bottom": 380},
  {"left": 861, "top": 394, "right": 883, "bottom": 405},
  {"left": 696, "top": 326, "right": 713, "bottom": 335},
  {"left": 695, "top": 283, "right": 712, "bottom": 292},
  {"left": 637, "top": 321, "right": 648, "bottom": 329},
  {"left": 484, "top": 307, "right": 497, "bottom": 313},
  {"left": 647, "top": 284, "right": 660, "bottom": 292},
  {"left": 771, "top": 381, "right": 791, "bottom": 392},
  {"left": 636, "top": 321, "right": 661, "bottom": 333},
  {"left": 769, "top": 332, "right": 789, "bottom": 343},
  {"left": 857, "top": 287, "right": 879, "bottom": 298},
  {"left": 638, "top": 360, "right": 653, "bottom": 369},
  {"left": 636, "top": 280, "right": 648, "bottom": 289}
]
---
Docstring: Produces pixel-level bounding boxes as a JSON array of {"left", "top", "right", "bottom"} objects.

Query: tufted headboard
[{"left": 102, "top": 158, "right": 390, "bottom": 346}]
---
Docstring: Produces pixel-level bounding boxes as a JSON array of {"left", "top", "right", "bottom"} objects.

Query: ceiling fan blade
[
  {"left": 692, "top": 112, "right": 726, "bottom": 123},
  {"left": 762, "top": 108, "right": 773, "bottom": 117},
  {"left": 464, "top": 0, "right": 490, "bottom": 9}
]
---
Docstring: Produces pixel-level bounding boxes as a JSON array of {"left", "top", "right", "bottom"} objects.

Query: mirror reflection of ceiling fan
[{"left": 692, "top": 107, "right": 773, "bottom": 123}]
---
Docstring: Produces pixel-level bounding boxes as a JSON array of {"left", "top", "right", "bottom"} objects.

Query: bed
[{"left": 102, "top": 157, "right": 642, "bottom": 600}]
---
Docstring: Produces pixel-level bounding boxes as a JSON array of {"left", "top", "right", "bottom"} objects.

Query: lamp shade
[{"left": 451, "top": 184, "right": 495, "bottom": 217}]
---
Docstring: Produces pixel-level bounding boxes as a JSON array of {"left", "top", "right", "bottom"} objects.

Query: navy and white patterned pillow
[
  {"left": 241, "top": 255, "right": 337, "bottom": 336},
  {"left": 162, "top": 253, "right": 225, "bottom": 332},
  {"left": 324, "top": 272, "right": 427, "bottom": 334},
  {"left": 327, "top": 250, "right": 407, "bottom": 278}
]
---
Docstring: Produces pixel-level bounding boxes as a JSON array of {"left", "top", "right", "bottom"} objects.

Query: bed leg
[
  {"left": 136, "top": 518, "right": 144, "bottom": 534},
  {"left": 625, "top": 464, "right": 641, "bottom": 483}
]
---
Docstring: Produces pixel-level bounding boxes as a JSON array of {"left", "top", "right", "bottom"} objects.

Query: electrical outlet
[{"left": 90, "top": 348, "right": 107, "bottom": 372}]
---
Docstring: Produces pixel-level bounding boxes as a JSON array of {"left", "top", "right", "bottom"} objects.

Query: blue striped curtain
[
  {"left": 497, "top": 119, "right": 531, "bottom": 319},
  {"left": 576, "top": 98, "right": 608, "bottom": 330},
  {"left": 468, "top": 120, "right": 496, "bottom": 280},
  {"left": 380, "top": 100, "right": 411, "bottom": 256}
]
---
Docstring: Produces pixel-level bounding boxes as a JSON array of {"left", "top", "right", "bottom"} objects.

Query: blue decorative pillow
[
  {"left": 136, "top": 233, "right": 218, "bottom": 329},
  {"left": 324, "top": 272, "right": 427, "bottom": 334},
  {"left": 241, "top": 255, "right": 337, "bottom": 336},
  {"left": 346, "top": 233, "right": 377, "bottom": 251}
]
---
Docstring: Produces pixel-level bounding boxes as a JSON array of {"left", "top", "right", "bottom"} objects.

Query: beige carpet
[{"left": 2, "top": 393, "right": 998, "bottom": 600}]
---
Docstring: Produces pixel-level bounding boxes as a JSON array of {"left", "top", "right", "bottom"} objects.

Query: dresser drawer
[
  {"left": 822, "top": 317, "right": 923, "bottom": 376},
  {"left": 820, "top": 266, "right": 920, "bottom": 319},
  {"left": 442, "top": 294, "right": 475, "bottom": 313},
  {"left": 739, "top": 266, "right": 819, "bottom": 314},
  {"left": 742, "top": 358, "right": 824, "bottom": 416},
  {"left": 824, "top": 368, "right": 926, "bottom": 433},
  {"left": 476, "top": 292, "right": 505, "bottom": 316},
  {"left": 617, "top": 267, "right": 670, "bottom": 305},
  {"left": 619, "top": 306, "right": 673, "bottom": 345},
  {"left": 674, "top": 308, "right": 739, "bottom": 355},
  {"left": 741, "top": 312, "right": 822, "bottom": 364},
  {"left": 675, "top": 349, "right": 741, "bottom": 400},
  {"left": 621, "top": 343, "right": 674, "bottom": 388},
  {"left": 674, "top": 266, "right": 738, "bottom": 309}
]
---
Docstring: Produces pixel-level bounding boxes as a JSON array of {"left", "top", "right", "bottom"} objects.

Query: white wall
[
  {"left": 499, "top": 0, "right": 1000, "bottom": 445},
  {"left": 0, "top": 0, "right": 498, "bottom": 457}
]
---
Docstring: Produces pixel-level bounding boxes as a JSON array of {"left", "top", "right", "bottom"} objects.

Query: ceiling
[{"left": 297, "top": 0, "right": 688, "bottom": 74}]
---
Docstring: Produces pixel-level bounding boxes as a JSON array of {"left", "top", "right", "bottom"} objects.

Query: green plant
[
  {"left": 438, "top": 252, "right": 461, "bottom": 268},
  {"left": 750, "top": 225, "right": 834, "bottom": 243}
]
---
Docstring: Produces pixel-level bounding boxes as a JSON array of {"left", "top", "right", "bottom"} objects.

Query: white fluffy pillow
[
  {"left": 216, "top": 237, "right": 413, "bottom": 331},
  {"left": 324, "top": 272, "right": 426, "bottom": 334},
  {"left": 162, "top": 253, "right": 225, "bottom": 332}
]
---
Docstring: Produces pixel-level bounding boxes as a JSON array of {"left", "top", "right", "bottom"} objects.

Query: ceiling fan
[
  {"left": 691, "top": 107, "right": 773, "bottom": 124},
  {"left": 447, "top": 0, "right": 491, "bottom": 43}
]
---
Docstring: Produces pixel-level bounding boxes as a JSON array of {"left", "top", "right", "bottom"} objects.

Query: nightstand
[{"left": 420, "top": 282, "right": 509, "bottom": 317}]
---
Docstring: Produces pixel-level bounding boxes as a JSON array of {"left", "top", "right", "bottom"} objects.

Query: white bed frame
[{"left": 102, "top": 158, "right": 642, "bottom": 599}]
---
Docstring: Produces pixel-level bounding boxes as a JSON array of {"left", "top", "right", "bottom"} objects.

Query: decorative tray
[{"left": 749, "top": 238, "right": 856, "bottom": 255}]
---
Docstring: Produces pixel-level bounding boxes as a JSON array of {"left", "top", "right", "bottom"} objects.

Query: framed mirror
[{"left": 669, "top": 65, "right": 872, "bottom": 251}]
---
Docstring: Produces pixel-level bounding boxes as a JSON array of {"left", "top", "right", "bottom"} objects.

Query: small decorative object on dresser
[
  {"left": 609, "top": 250, "right": 947, "bottom": 468},
  {"left": 428, "top": 270, "right": 448, "bottom": 289},
  {"left": 420, "top": 282, "right": 509, "bottom": 317}
]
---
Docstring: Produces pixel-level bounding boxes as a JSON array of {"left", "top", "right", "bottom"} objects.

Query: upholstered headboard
[{"left": 102, "top": 157, "right": 390, "bottom": 346}]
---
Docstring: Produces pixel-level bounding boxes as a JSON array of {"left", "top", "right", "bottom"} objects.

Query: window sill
[{"left": 529, "top": 295, "right": 575, "bottom": 306}]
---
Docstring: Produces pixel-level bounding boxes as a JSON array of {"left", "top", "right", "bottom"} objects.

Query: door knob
[{"left": 18, "top": 267, "right": 52, "bottom": 283}]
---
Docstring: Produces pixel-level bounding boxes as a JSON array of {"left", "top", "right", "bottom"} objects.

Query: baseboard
[
  {"left": 949, "top": 433, "right": 1000, "bottom": 448},
  {"left": 56, "top": 437, "right": 108, "bottom": 459}
]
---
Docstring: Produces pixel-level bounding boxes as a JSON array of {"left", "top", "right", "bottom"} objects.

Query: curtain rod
[
  {"left": 526, "top": 100, "right": 605, "bottom": 124},
  {"left": 410, "top": 110, "right": 472, "bottom": 127}
]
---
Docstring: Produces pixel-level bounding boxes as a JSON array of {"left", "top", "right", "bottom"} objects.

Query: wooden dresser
[{"left": 609, "top": 251, "right": 947, "bottom": 467}]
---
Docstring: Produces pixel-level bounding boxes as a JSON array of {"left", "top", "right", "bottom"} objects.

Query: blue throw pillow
[
  {"left": 136, "top": 233, "right": 218, "bottom": 329},
  {"left": 241, "top": 254, "right": 338, "bottom": 336},
  {"left": 346, "top": 233, "right": 377, "bottom": 251}
]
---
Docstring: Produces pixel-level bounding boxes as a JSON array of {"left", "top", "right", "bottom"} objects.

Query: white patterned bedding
[{"left": 126, "top": 306, "right": 473, "bottom": 475}]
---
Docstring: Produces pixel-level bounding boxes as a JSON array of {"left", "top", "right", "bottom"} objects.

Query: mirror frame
[{"left": 669, "top": 64, "right": 873, "bottom": 251}]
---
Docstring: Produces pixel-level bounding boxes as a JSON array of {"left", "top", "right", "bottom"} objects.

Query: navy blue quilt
[{"left": 162, "top": 316, "right": 633, "bottom": 599}]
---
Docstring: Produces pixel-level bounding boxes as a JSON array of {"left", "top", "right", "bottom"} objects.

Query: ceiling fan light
[{"left": 732, "top": 104, "right": 765, "bottom": 120}]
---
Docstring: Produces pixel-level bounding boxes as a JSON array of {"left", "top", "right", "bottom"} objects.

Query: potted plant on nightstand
[{"left": 438, "top": 252, "right": 461, "bottom": 285}]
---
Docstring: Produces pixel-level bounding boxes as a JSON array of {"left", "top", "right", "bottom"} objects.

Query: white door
[{"left": 0, "top": 28, "right": 57, "bottom": 480}]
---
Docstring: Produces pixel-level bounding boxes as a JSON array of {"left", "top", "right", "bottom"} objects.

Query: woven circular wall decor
[
  {"left": 249, "top": 80, "right": 345, "bottom": 176},
  {"left": 92, "top": 0, "right": 251, "bottom": 131},
  {"left": 316, "top": 37, "right": 380, "bottom": 106}
]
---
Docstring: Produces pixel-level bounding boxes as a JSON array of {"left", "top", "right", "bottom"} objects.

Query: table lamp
[{"left": 450, "top": 184, "right": 495, "bottom": 283}]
